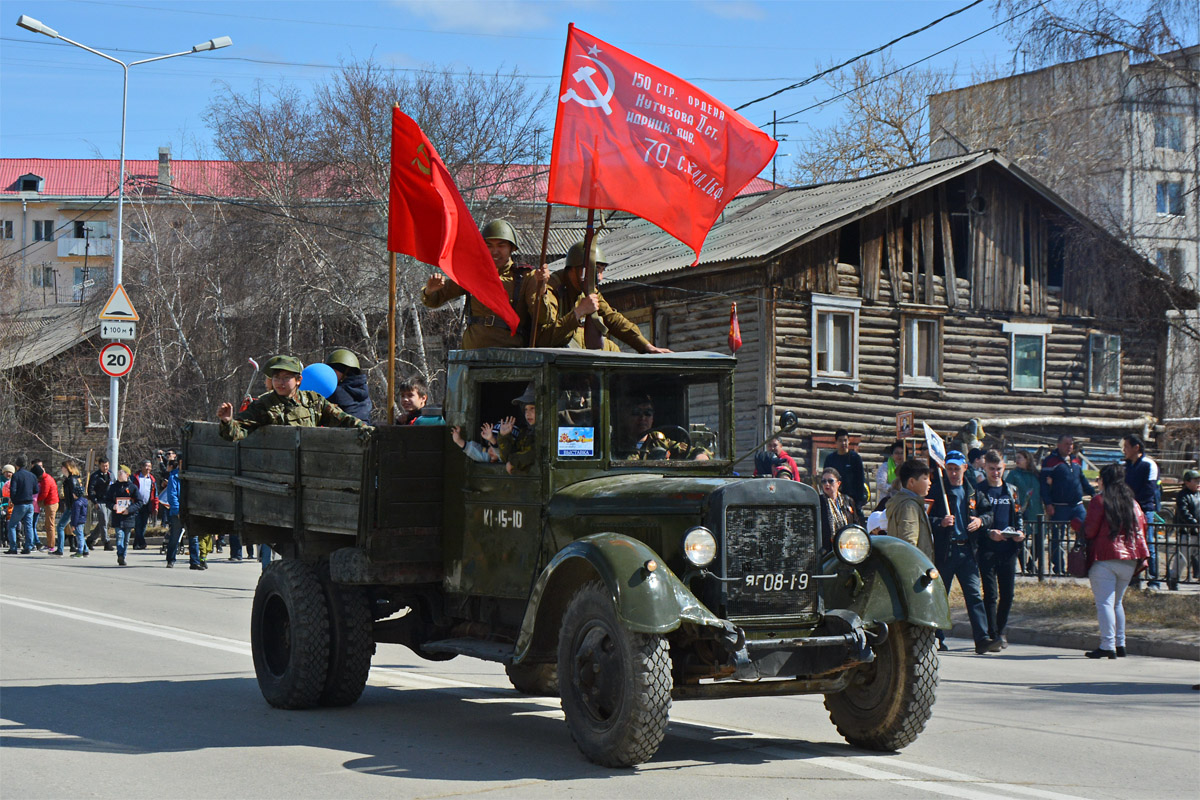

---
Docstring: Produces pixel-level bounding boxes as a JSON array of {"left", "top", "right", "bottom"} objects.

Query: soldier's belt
[{"left": 466, "top": 315, "right": 506, "bottom": 328}]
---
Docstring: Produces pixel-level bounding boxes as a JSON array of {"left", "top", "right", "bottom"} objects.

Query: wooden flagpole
[
  {"left": 530, "top": 202, "right": 553, "bottom": 347},
  {"left": 580, "top": 207, "right": 605, "bottom": 350},
  {"left": 387, "top": 250, "right": 397, "bottom": 424}
]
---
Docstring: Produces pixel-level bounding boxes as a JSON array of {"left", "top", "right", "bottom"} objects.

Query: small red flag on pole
[
  {"left": 386, "top": 107, "right": 518, "bottom": 333},
  {"left": 547, "top": 25, "right": 777, "bottom": 264},
  {"left": 728, "top": 301, "right": 742, "bottom": 352}
]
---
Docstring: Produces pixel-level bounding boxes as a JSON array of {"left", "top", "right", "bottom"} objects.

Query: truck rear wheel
[
  {"left": 824, "top": 621, "right": 938, "bottom": 751},
  {"left": 251, "top": 560, "right": 330, "bottom": 710},
  {"left": 505, "top": 662, "right": 558, "bottom": 696},
  {"left": 557, "top": 582, "right": 671, "bottom": 767},
  {"left": 319, "top": 580, "right": 375, "bottom": 707}
]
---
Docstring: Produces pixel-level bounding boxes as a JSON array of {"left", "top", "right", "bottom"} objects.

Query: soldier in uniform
[
  {"left": 421, "top": 219, "right": 530, "bottom": 349},
  {"left": 614, "top": 394, "right": 694, "bottom": 460},
  {"left": 217, "top": 355, "right": 371, "bottom": 442},
  {"left": 525, "top": 240, "right": 671, "bottom": 353}
]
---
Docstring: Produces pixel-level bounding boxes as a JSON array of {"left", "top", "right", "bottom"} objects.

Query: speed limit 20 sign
[{"left": 99, "top": 342, "right": 134, "bottom": 378}]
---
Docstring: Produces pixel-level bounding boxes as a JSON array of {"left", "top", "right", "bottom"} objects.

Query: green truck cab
[{"left": 181, "top": 348, "right": 949, "bottom": 767}]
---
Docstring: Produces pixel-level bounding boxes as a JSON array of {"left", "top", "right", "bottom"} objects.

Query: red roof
[{"left": 3, "top": 158, "right": 780, "bottom": 203}]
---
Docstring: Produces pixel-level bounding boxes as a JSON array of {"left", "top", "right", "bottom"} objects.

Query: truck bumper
[{"left": 729, "top": 609, "right": 875, "bottom": 681}]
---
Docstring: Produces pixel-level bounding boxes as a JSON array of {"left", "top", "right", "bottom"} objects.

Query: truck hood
[{"left": 548, "top": 473, "right": 763, "bottom": 518}]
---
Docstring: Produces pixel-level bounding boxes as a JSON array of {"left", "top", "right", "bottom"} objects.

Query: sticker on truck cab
[{"left": 557, "top": 427, "right": 595, "bottom": 457}]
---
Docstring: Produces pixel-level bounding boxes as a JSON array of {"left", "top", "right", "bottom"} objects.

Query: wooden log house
[{"left": 594, "top": 151, "right": 1196, "bottom": 478}]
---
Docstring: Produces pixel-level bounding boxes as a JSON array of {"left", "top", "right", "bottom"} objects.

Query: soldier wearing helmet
[
  {"left": 525, "top": 239, "right": 671, "bottom": 353},
  {"left": 421, "top": 219, "right": 532, "bottom": 349},
  {"left": 325, "top": 348, "right": 372, "bottom": 423},
  {"left": 217, "top": 355, "right": 371, "bottom": 441}
]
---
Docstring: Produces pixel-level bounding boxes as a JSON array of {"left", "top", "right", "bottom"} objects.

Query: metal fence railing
[{"left": 1022, "top": 519, "right": 1200, "bottom": 588}]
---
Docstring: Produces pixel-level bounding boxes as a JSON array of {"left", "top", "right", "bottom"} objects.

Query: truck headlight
[
  {"left": 835, "top": 525, "right": 871, "bottom": 565},
  {"left": 683, "top": 526, "right": 717, "bottom": 567}
]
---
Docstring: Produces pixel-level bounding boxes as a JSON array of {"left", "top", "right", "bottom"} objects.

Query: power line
[
  {"left": 735, "top": 0, "right": 987, "bottom": 112},
  {"left": 770, "top": 1, "right": 1045, "bottom": 126}
]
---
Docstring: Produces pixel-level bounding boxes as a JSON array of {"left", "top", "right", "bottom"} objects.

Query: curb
[{"left": 950, "top": 622, "right": 1200, "bottom": 661}]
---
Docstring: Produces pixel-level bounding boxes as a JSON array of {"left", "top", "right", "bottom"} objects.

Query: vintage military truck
[{"left": 182, "top": 348, "right": 949, "bottom": 767}]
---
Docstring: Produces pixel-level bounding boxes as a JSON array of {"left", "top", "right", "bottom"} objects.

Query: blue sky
[{"left": 2, "top": 0, "right": 1024, "bottom": 167}]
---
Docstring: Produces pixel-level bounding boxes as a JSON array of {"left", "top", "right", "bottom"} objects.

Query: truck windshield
[{"left": 611, "top": 372, "right": 724, "bottom": 462}]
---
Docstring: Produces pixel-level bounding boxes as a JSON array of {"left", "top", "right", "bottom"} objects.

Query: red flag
[
  {"left": 547, "top": 25, "right": 777, "bottom": 264},
  {"left": 387, "top": 107, "right": 518, "bottom": 333},
  {"left": 728, "top": 301, "right": 742, "bottom": 352}
]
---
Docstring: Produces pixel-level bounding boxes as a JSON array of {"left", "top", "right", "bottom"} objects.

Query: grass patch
[{"left": 949, "top": 581, "right": 1200, "bottom": 631}]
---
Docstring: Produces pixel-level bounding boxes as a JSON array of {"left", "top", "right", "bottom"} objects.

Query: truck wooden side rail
[{"left": 180, "top": 421, "right": 445, "bottom": 583}]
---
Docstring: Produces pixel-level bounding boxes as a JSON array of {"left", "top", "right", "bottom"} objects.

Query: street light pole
[{"left": 16, "top": 15, "right": 230, "bottom": 471}]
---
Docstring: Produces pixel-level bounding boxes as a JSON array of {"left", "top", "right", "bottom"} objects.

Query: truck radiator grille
[{"left": 724, "top": 505, "right": 819, "bottom": 619}]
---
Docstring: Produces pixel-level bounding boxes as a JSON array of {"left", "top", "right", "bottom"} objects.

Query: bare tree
[{"left": 789, "top": 55, "right": 954, "bottom": 184}]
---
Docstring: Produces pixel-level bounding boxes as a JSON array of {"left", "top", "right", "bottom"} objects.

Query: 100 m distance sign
[{"left": 99, "top": 342, "right": 134, "bottom": 378}]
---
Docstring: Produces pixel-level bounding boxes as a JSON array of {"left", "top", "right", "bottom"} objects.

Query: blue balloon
[{"left": 301, "top": 363, "right": 337, "bottom": 398}]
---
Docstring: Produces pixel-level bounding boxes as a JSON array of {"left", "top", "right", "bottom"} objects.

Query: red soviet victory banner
[
  {"left": 387, "top": 107, "right": 518, "bottom": 333},
  {"left": 547, "top": 24, "right": 777, "bottom": 264}
]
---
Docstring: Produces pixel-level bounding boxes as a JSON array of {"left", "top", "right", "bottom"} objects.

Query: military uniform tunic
[
  {"left": 421, "top": 259, "right": 529, "bottom": 349},
  {"left": 524, "top": 269, "right": 652, "bottom": 352},
  {"left": 498, "top": 430, "right": 536, "bottom": 473},
  {"left": 219, "top": 390, "right": 370, "bottom": 442}
]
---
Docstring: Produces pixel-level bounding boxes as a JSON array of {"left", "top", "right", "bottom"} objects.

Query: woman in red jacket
[{"left": 1083, "top": 463, "right": 1150, "bottom": 659}]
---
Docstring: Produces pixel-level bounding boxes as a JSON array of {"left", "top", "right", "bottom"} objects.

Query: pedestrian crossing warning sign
[{"left": 99, "top": 284, "right": 139, "bottom": 321}]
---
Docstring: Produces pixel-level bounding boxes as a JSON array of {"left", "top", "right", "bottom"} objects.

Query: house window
[
  {"left": 1, "top": 220, "right": 12, "bottom": 239},
  {"left": 87, "top": 388, "right": 109, "bottom": 428},
  {"left": 1156, "top": 248, "right": 1184, "bottom": 282},
  {"left": 19, "top": 175, "right": 42, "bottom": 192},
  {"left": 128, "top": 221, "right": 148, "bottom": 243},
  {"left": 1154, "top": 115, "right": 1184, "bottom": 151},
  {"left": 1088, "top": 333, "right": 1121, "bottom": 395},
  {"left": 33, "top": 219, "right": 55, "bottom": 241},
  {"left": 901, "top": 316, "right": 941, "bottom": 386},
  {"left": 73, "top": 220, "right": 112, "bottom": 239},
  {"left": 1003, "top": 322, "right": 1051, "bottom": 392},
  {"left": 1157, "top": 181, "right": 1184, "bottom": 216},
  {"left": 811, "top": 294, "right": 861, "bottom": 389}
]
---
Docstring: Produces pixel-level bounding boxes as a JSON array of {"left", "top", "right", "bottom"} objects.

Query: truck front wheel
[
  {"left": 824, "top": 621, "right": 938, "bottom": 750},
  {"left": 251, "top": 560, "right": 330, "bottom": 709},
  {"left": 557, "top": 582, "right": 671, "bottom": 767}
]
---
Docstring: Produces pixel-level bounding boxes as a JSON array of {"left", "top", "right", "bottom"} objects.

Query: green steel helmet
[
  {"left": 325, "top": 348, "right": 361, "bottom": 372},
  {"left": 565, "top": 240, "right": 607, "bottom": 269},
  {"left": 480, "top": 219, "right": 518, "bottom": 250},
  {"left": 265, "top": 355, "right": 304, "bottom": 376}
]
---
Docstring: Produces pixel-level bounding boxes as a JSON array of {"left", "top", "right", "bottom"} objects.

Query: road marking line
[{"left": 0, "top": 593, "right": 1089, "bottom": 798}]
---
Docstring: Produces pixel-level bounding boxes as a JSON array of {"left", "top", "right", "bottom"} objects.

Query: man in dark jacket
[
  {"left": 105, "top": 466, "right": 143, "bottom": 566},
  {"left": 928, "top": 450, "right": 998, "bottom": 654},
  {"left": 1176, "top": 469, "right": 1200, "bottom": 582},
  {"left": 824, "top": 428, "right": 867, "bottom": 514},
  {"left": 326, "top": 349, "right": 372, "bottom": 423},
  {"left": 1040, "top": 434, "right": 1095, "bottom": 574},
  {"left": 5, "top": 455, "right": 38, "bottom": 554},
  {"left": 1123, "top": 434, "right": 1161, "bottom": 588},
  {"left": 87, "top": 459, "right": 113, "bottom": 550},
  {"left": 976, "top": 450, "right": 1025, "bottom": 646}
]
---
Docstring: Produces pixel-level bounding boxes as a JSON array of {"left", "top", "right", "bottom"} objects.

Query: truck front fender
[
  {"left": 821, "top": 535, "right": 951, "bottom": 630},
  {"left": 513, "top": 533, "right": 731, "bottom": 665}
]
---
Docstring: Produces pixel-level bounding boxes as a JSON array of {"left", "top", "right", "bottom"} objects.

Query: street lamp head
[
  {"left": 16, "top": 14, "right": 59, "bottom": 38},
  {"left": 192, "top": 36, "right": 232, "bottom": 52}
]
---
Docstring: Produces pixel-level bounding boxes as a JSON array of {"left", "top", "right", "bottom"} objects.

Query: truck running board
[{"left": 421, "top": 638, "right": 516, "bottom": 664}]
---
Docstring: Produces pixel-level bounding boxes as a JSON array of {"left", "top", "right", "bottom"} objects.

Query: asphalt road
[{"left": 2, "top": 551, "right": 1198, "bottom": 800}]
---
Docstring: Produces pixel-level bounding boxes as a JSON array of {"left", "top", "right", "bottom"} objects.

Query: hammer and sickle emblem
[
  {"left": 412, "top": 142, "right": 432, "bottom": 176},
  {"left": 560, "top": 56, "right": 616, "bottom": 116}
]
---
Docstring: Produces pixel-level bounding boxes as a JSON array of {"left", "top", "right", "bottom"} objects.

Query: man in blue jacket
[
  {"left": 976, "top": 450, "right": 1025, "bottom": 646},
  {"left": 5, "top": 455, "right": 39, "bottom": 554},
  {"left": 326, "top": 349, "right": 372, "bottom": 423},
  {"left": 1122, "top": 434, "right": 1161, "bottom": 588},
  {"left": 1040, "top": 434, "right": 1095, "bottom": 575},
  {"left": 928, "top": 450, "right": 999, "bottom": 654}
]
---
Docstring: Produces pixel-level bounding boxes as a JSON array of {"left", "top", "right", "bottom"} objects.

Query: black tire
[
  {"left": 557, "top": 582, "right": 671, "bottom": 767},
  {"left": 251, "top": 560, "right": 330, "bottom": 710},
  {"left": 319, "top": 580, "right": 375, "bottom": 707},
  {"left": 505, "top": 662, "right": 559, "bottom": 696},
  {"left": 824, "top": 622, "right": 938, "bottom": 751}
]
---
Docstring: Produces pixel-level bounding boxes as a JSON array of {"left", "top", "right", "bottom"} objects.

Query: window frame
[
  {"left": 1156, "top": 181, "right": 1184, "bottom": 217},
  {"left": 1154, "top": 114, "right": 1184, "bottom": 151},
  {"left": 899, "top": 313, "right": 943, "bottom": 389},
  {"left": 1003, "top": 321, "right": 1051, "bottom": 393},
  {"left": 33, "top": 219, "right": 55, "bottom": 241},
  {"left": 86, "top": 387, "right": 110, "bottom": 429},
  {"left": 1087, "top": 332, "right": 1121, "bottom": 396},
  {"left": 1, "top": 220, "right": 12, "bottom": 239},
  {"left": 810, "top": 293, "right": 861, "bottom": 390}
]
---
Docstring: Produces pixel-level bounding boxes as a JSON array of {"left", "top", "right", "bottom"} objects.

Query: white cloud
[
  {"left": 699, "top": 1, "right": 766, "bottom": 21},
  {"left": 388, "top": 0, "right": 556, "bottom": 34}
]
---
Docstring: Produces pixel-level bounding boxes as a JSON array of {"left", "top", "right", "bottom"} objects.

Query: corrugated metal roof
[
  {"left": 2, "top": 158, "right": 249, "bottom": 198},
  {"left": 600, "top": 153, "right": 989, "bottom": 281},
  {"left": 0, "top": 303, "right": 100, "bottom": 370},
  {"left": 460, "top": 164, "right": 778, "bottom": 205}
]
